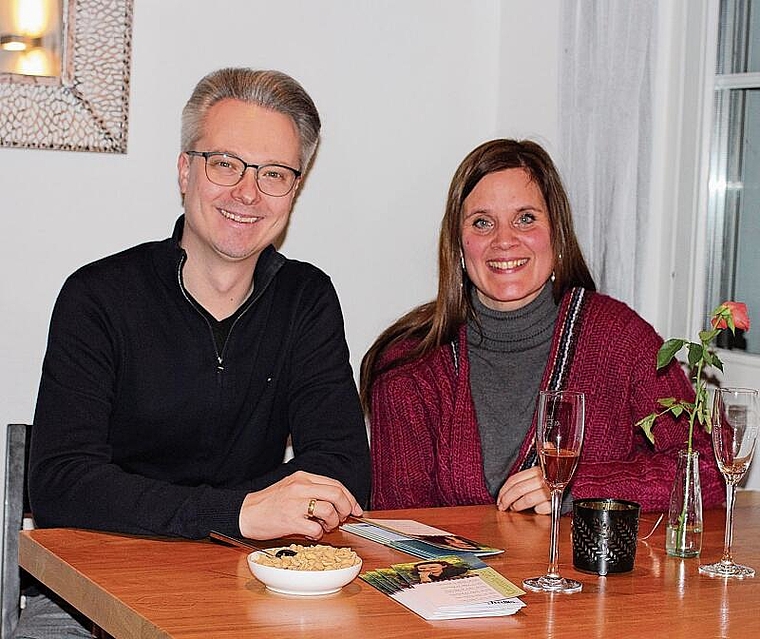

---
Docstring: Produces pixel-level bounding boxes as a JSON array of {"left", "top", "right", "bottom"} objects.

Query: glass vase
[{"left": 665, "top": 449, "right": 703, "bottom": 558}]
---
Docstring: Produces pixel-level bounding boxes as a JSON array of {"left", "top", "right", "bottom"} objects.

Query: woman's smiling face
[
  {"left": 417, "top": 563, "right": 445, "bottom": 577},
  {"left": 461, "top": 167, "right": 554, "bottom": 311}
]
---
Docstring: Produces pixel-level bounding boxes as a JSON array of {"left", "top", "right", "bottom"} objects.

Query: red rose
[{"left": 711, "top": 301, "right": 750, "bottom": 332}]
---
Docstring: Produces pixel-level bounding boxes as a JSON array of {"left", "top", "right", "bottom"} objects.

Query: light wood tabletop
[{"left": 19, "top": 491, "right": 760, "bottom": 638}]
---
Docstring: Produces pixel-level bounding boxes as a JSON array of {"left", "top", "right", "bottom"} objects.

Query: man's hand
[
  {"left": 496, "top": 467, "right": 551, "bottom": 514},
  {"left": 238, "top": 470, "right": 363, "bottom": 540}
]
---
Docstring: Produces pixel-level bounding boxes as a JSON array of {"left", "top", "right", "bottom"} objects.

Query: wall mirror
[{"left": 0, "top": 0, "right": 133, "bottom": 153}]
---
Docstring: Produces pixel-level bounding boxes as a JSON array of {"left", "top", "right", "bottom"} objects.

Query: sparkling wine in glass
[
  {"left": 699, "top": 387, "right": 759, "bottom": 579},
  {"left": 523, "top": 390, "right": 585, "bottom": 594}
]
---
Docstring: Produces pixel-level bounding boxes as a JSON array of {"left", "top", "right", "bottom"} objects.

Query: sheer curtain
[{"left": 558, "top": 0, "right": 658, "bottom": 308}]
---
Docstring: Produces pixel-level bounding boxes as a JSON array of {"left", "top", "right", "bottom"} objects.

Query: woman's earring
[
  {"left": 460, "top": 253, "right": 466, "bottom": 272},
  {"left": 551, "top": 271, "right": 556, "bottom": 283}
]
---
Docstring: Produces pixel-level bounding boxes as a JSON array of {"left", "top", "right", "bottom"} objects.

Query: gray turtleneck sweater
[{"left": 467, "top": 283, "right": 558, "bottom": 496}]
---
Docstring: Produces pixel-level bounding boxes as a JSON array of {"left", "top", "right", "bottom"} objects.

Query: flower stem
[
  {"left": 676, "top": 353, "right": 705, "bottom": 553},
  {"left": 688, "top": 353, "right": 706, "bottom": 456}
]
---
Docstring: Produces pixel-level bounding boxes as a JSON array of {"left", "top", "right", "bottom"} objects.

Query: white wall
[
  {"left": 496, "top": 3, "right": 560, "bottom": 155},
  {"left": 0, "top": 1, "right": 561, "bottom": 490}
]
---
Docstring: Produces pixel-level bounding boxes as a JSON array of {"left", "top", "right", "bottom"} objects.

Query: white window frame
[{"left": 665, "top": 0, "right": 760, "bottom": 488}]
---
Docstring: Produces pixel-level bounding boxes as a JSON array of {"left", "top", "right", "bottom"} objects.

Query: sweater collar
[
  {"left": 159, "top": 215, "right": 285, "bottom": 302},
  {"left": 467, "top": 283, "right": 558, "bottom": 353}
]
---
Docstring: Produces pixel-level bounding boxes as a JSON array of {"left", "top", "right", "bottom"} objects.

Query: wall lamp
[
  {"left": 0, "top": 34, "right": 42, "bottom": 52},
  {"left": 0, "top": 0, "right": 60, "bottom": 76}
]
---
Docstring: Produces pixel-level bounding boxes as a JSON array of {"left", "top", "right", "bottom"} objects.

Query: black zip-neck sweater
[{"left": 29, "top": 217, "right": 370, "bottom": 539}]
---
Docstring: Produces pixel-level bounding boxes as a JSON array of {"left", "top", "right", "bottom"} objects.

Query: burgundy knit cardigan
[{"left": 369, "top": 288, "right": 724, "bottom": 512}]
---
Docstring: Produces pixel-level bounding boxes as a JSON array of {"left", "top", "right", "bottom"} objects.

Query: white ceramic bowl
[{"left": 247, "top": 550, "right": 362, "bottom": 596}]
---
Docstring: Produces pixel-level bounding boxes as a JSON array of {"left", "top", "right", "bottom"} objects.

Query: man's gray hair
[{"left": 181, "top": 68, "right": 321, "bottom": 172}]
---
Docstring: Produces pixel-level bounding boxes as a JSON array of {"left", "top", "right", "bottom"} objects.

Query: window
[{"left": 705, "top": 0, "right": 760, "bottom": 353}]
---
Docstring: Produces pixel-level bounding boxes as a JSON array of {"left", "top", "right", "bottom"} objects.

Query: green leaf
[
  {"left": 712, "top": 354, "right": 724, "bottom": 372},
  {"left": 699, "top": 329, "right": 720, "bottom": 344},
  {"left": 670, "top": 404, "right": 684, "bottom": 418},
  {"left": 681, "top": 400, "right": 696, "bottom": 413},
  {"left": 657, "top": 397, "right": 676, "bottom": 407},
  {"left": 657, "top": 339, "right": 686, "bottom": 369},
  {"left": 636, "top": 413, "right": 657, "bottom": 445},
  {"left": 687, "top": 343, "right": 703, "bottom": 367}
]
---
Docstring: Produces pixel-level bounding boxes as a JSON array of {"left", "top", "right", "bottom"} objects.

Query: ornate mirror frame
[{"left": 0, "top": 0, "right": 134, "bottom": 153}]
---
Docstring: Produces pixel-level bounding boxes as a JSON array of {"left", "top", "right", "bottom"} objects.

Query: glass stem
[
  {"left": 547, "top": 488, "right": 563, "bottom": 578},
  {"left": 721, "top": 481, "right": 737, "bottom": 565}
]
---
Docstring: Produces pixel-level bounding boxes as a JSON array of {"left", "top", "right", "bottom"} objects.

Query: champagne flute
[
  {"left": 699, "top": 387, "right": 759, "bottom": 579},
  {"left": 523, "top": 390, "right": 585, "bottom": 593}
]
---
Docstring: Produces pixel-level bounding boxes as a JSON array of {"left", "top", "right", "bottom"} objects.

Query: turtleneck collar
[{"left": 467, "top": 283, "right": 558, "bottom": 353}]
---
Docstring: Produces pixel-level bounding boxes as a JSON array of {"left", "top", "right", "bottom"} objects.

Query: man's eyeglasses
[{"left": 186, "top": 151, "right": 301, "bottom": 197}]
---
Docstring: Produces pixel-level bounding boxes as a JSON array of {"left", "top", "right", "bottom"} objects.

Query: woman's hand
[{"left": 496, "top": 467, "right": 551, "bottom": 514}]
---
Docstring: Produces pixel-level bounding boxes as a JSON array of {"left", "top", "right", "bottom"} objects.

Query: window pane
[
  {"left": 718, "top": 0, "right": 760, "bottom": 73},
  {"left": 707, "top": 88, "right": 760, "bottom": 353}
]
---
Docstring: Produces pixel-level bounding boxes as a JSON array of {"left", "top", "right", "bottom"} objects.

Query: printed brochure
[
  {"left": 360, "top": 554, "right": 525, "bottom": 620},
  {"left": 341, "top": 518, "right": 504, "bottom": 559}
]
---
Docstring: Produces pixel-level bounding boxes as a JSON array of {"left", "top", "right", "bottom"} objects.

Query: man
[{"left": 18, "top": 68, "right": 369, "bottom": 637}]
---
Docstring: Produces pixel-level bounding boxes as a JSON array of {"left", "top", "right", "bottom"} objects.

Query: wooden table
[{"left": 19, "top": 492, "right": 760, "bottom": 638}]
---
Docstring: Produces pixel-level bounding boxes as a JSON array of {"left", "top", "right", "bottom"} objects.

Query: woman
[
  {"left": 412, "top": 560, "right": 470, "bottom": 583},
  {"left": 361, "top": 139, "right": 723, "bottom": 513}
]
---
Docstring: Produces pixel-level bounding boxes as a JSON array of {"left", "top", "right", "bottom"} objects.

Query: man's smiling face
[{"left": 177, "top": 98, "right": 301, "bottom": 268}]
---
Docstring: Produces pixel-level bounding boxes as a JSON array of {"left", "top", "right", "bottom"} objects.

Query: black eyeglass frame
[{"left": 185, "top": 151, "right": 302, "bottom": 196}]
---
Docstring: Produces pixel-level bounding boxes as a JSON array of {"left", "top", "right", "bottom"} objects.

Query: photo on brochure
[
  {"left": 413, "top": 534, "right": 494, "bottom": 553},
  {"left": 394, "top": 557, "right": 473, "bottom": 585}
]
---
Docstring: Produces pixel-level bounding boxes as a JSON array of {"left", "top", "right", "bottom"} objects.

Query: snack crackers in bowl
[{"left": 248, "top": 544, "right": 362, "bottom": 596}]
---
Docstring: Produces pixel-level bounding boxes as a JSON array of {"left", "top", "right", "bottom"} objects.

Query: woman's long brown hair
[{"left": 359, "top": 139, "right": 596, "bottom": 414}]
